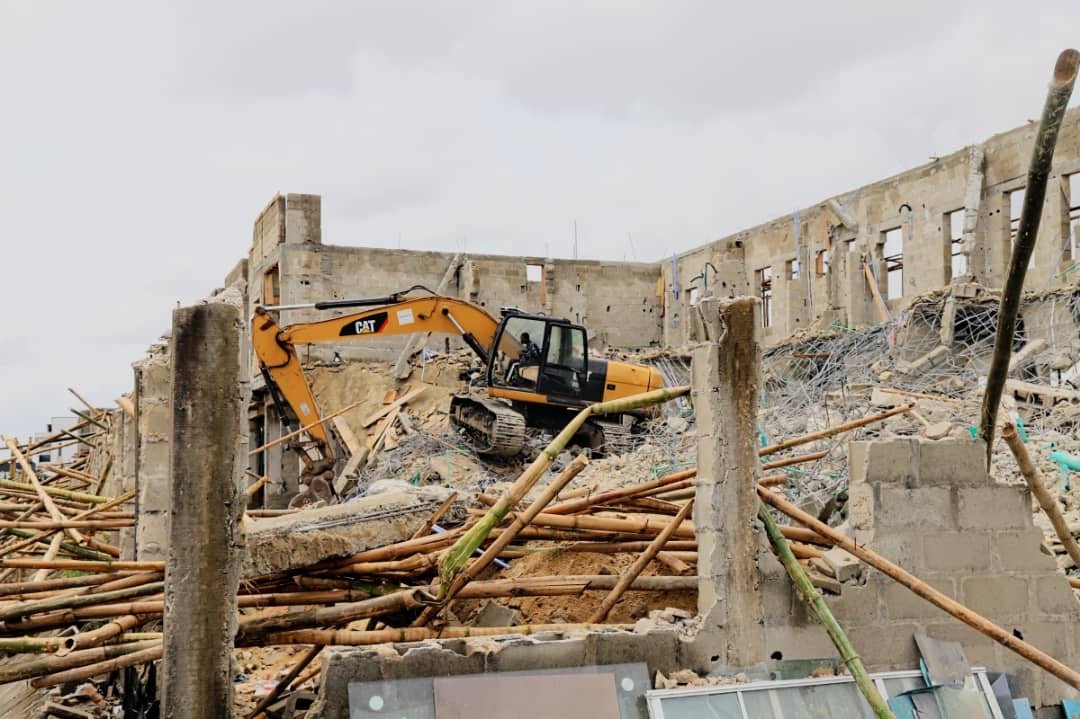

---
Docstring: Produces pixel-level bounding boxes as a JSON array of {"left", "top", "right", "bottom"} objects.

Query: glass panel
[
  {"left": 741, "top": 682, "right": 877, "bottom": 719},
  {"left": 657, "top": 692, "right": 744, "bottom": 719},
  {"left": 494, "top": 316, "right": 547, "bottom": 389},
  {"left": 546, "top": 325, "right": 586, "bottom": 371},
  {"left": 881, "top": 675, "right": 927, "bottom": 697}
]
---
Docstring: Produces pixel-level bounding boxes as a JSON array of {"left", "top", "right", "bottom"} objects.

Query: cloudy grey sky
[{"left": 1, "top": 1, "right": 1079, "bottom": 438}]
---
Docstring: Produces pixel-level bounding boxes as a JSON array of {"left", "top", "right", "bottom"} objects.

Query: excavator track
[{"left": 450, "top": 395, "right": 527, "bottom": 457}]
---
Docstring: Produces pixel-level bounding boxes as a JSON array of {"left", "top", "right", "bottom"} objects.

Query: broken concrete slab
[
  {"left": 474, "top": 601, "right": 520, "bottom": 627},
  {"left": 241, "top": 490, "right": 447, "bottom": 578}
]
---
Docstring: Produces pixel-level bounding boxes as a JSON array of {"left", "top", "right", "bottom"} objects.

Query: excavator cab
[{"left": 488, "top": 311, "right": 590, "bottom": 406}]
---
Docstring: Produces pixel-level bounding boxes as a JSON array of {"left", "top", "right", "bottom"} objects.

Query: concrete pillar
[
  {"left": 163, "top": 303, "right": 247, "bottom": 718},
  {"left": 690, "top": 297, "right": 765, "bottom": 668}
]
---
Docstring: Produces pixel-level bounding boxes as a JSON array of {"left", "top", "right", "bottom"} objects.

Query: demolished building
[{"left": 6, "top": 87, "right": 1080, "bottom": 719}]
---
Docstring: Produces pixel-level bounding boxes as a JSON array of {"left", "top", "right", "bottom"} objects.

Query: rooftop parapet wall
[{"left": 761, "top": 437, "right": 1080, "bottom": 709}]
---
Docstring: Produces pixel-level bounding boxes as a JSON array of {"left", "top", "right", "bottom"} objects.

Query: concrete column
[
  {"left": 163, "top": 303, "right": 247, "bottom": 718},
  {"left": 690, "top": 297, "right": 765, "bottom": 668}
]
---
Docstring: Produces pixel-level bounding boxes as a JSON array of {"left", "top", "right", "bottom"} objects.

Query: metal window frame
[{"left": 646, "top": 667, "right": 1003, "bottom": 719}]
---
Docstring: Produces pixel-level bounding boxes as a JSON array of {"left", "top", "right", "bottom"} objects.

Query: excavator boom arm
[{"left": 251, "top": 296, "right": 502, "bottom": 459}]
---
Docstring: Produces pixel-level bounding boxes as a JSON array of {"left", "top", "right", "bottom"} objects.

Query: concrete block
[
  {"left": 823, "top": 583, "right": 880, "bottom": 625},
  {"left": 882, "top": 577, "right": 956, "bottom": 620},
  {"left": 957, "top": 486, "right": 1031, "bottom": 530},
  {"left": 823, "top": 547, "right": 863, "bottom": 582},
  {"left": 961, "top": 576, "right": 1030, "bottom": 619},
  {"left": 1016, "top": 620, "right": 1074, "bottom": 660},
  {"left": 861, "top": 440, "right": 919, "bottom": 485},
  {"left": 878, "top": 487, "right": 954, "bottom": 530},
  {"left": 1034, "top": 575, "right": 1080, "bottom": 615},
  {"left": 382, "top": 643, "right": 486, "bottom": 680},
  {"left": 916, "top": 440, "right": 989, "bottom": 485},
  {"left": 846, "top": 623, "right": 921, "bottom": 670},
  {"left": 485, "top": 636, "right": 588, "bottom": 673},
  {"left": 136, "top": 512, "right": 168, "bottom": 561},
  {"left": 866, "top": 534, "right": 922, "bottom": 569},
  {"left": 585, "top": 630, "right": 680, "bottom": 674},
  {"left": 993, "top": 530, "right": 1059, "bottom": 572},
  {"left": 473, "top": 601, "right": 520, "bottom": 628},
  {"left": 922, "top": 622, "right": 999, "bottom": 669},
  {"left": 921, "top": 531, "right": 991, "bottom": 571}
]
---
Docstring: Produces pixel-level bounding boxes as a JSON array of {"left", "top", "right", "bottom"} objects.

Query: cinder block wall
[
  {"left": 760, "top": 438, "right": 1080, "bottom": 708},
  {"left": 132, "top": 346, "right": 171, "bottom": 561}
]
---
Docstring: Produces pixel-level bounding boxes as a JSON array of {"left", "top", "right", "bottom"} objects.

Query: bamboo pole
[
  {"left": 61, "top": 614, "right": 145, "bottom": 654},
  {"left": 758, "top": 406, "right": 911, "bottom": 457},
  {"left": 758, "top": 484, "right": 1080, "bottom": 689},
  {"left": 414, "top": 455, "right": 590, "bottom": 626},
  {"left": 0, "top": 479, "right": 111, "bottom": 505},
  {"left": 758, "top": 502, "right": 894, "bottom": 719},
  {"left": 590, "top": 499, "right": 695, "bottom": 623},
  {"left": 980, "top": 49, "right": 1080, "bottom": 464},
  {"left": 0, "top": 639, "right": 158, "bottom": 685},
  {"left": 0, "top": 572, "right": 133, "bottom": 598},
  {"left": 2, "top": 437, "right": 84, "bottom": 545},
  {"left": 246, "top": 645, "right": 324, "bottom": 719},
  {"left": 543, "top": 468, "right": 695, "bottom": 515},
  {"left": 409, "top": 491, "right": 459, "bottom": 540},
  {"left": 235, "top": 589, "right": 424, "bottom": 645},
  {"left": 1002, "top": 423, "right": 1080, "bottom": 569},
  {"left": 0, "top": 559, "right": 164, "bottom": 572},
  {"left": 761, "top": 449, "right": 830, "bottom": 470},
  {"left": 0, "top": 581, "right": 164, "bottom": 623},
  {"left": 512, "top": 509, "right": 695, "bottom": 538},
  {"left": 30, "top": 643, "right": 163, "bottom": 688},
  {"left": 437, "top": 385, "right": 690, "bottom": 591},
  {"left": 0, "top": 519, "right": 131, "bottom": 530},
  {"left": 244, "top": 475, "right": 271, "bottom": 498},
  {"left": 264, "top": 623, "right": 632, "bottom": 647}
]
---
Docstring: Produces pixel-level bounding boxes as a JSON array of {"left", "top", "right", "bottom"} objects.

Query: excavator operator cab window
[
  {"left": 538, "top": 324, "right": 587, "bottom": 399},
  {"left": 493, "top": 316, "right": 548, "bottom": 389}
]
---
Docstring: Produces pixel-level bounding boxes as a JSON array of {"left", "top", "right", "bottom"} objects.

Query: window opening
[
  {"left": 882, "top": 228, "right": 903, "bottom": 299},
  {"left": 757, "top": 267, "right": 773, "bottom": 328}
]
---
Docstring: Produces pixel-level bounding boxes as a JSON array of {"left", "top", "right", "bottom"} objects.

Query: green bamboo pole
[
  {"left": 758, "top": 503, "right": 894, "bottom": 719},
  {"left": 979, "top": 49, "right": 1080, "bottom": 464},
  {"left": 437, "top": 385, "right": 690, "bottom": 592}
]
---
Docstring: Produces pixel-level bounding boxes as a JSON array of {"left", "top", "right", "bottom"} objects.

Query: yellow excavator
[{"left": 251, "top": 288, "right": 665, "bottom": 469}]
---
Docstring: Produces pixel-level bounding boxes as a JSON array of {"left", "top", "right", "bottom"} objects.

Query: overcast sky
[{"left": 2, "top": 1, "right": 1079, "bottom": 439}]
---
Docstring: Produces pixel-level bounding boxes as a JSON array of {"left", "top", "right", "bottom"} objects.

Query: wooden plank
[
  {"left": 1007, "top": 378, "right": 1080, "bottom": 402},
  {"left": 332, "top": 417, "right": 362, "bottom": 456},
  {"left": 361, "top": 386, "right": 427, "bottom": 428},
  {"left": 862, "top": 261, "right": 892, "bottom": 323}
]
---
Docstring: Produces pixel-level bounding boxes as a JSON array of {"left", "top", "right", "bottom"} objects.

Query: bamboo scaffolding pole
[
  {"left": 409, "top": 491, "right": 459, "bottom": 540},
  {"left": 758, "top": 484, "right": 1080, "bottom": 690},
  {"left": 0, "top": 559, "right": 164, "bottom": 572},
  {"left": 0, "top": 639, "right": 158, "bottom": 685},
  {"left": 980, "top": 49, "right": 1080, "bottom": 464},
  {"left": 2, "top": 437, "right": 84, "bottom": 545},
  {"left": 438, "top": 386, "right": 690, "bottom": 591},
  {"left": 1, "top": 529, "right": 114, "bottom": 562},
  {"left": 758, "top": 405, "right": 911, "bottom": 457},
  {"left": 30, "top": 642, "right": 163, "bottom": 688},
  {"left": 758, "top": 502, "right": 893, "bottom": 719},
  {"left": 244, "top": 475, "right": 271, "bottom": 498},
  {"left": 416, "top": 455, "right": 591, "bottom": 626},
  {"left": 544, "top": 467, "right": 695, "bottom": 515},
  {"left": 0, "top": 480, "right": 111, "bottom": 505},
  {"left": 761, "top": 449, "right": 830, "bottom": 470},
  {"left": 0, "top": 519, "right": 131, "bottom": 530},
  {"left": 235, "top": 589, "right": 424, "bottom": 645},
  {"left": 509, "top": 509, "right": 695, "bottom": 538},
  {"left": 0, "top": 571, "right": 135, "bottom": 598},
  {"left": 85, "top": 570, "right": 162, "bottom": 595},
  {"left": 264, "top": 623, "right": 633, "bottom": 647},
  {"left": 247, "top": 645, "right": 324, "bottom": 719},
  {"left": 590, "top": 499, "right": 695, "bottom": 623},
  {"left": 0, "top": 581, "right": 164, "bottom": 623},
  {"left": 61, "top": 614, "right": 145, "bottom": 654},
  {"left": 248, "top": 400, "right": 364, "bottom": 457},
  {"left": 1002, "top": 423, "right": 1080, "bottom": 569}
]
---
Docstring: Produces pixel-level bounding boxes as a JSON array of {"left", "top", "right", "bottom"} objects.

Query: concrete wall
[
  {"left": 246, "top": 194, "right": 663, "bottom": 365},
  {"left": 661, "top": 106, "right": 1080, "bottom": 348},
  {"left": 760, "top": 438, "right": 1080, "bottom": 709}
]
